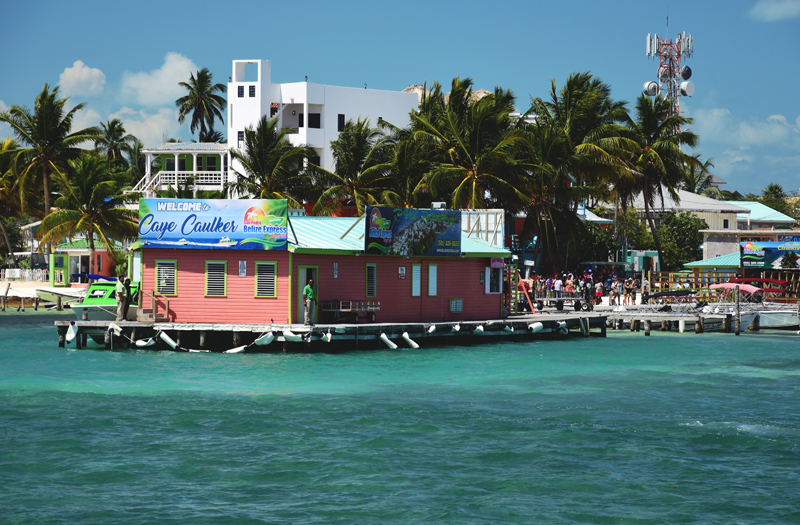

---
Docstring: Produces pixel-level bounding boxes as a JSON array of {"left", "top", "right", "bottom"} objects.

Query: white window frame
[
  {"left": 155, "top": 260, "right": 177, "bottom": 296},
  {"left": 485, "top": 266, "right": 502, "bottom": 294},
  {"left": 366, "top": 263, "right": 377, "bottom": 298},
  {"left": 428, "top": 264, "right": 437, "bottom": 296},
  {"left": 411, "top": 264, "right": 421, "bottom": 297}
]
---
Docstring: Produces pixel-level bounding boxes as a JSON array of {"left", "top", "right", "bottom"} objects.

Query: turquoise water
[{"left": 1, "top": 311, "right": 799, "bottom": 524}]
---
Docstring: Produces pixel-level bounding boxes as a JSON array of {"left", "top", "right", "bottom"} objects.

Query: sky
[{"left": 1, "top": 0, "right": 798, "bottom": 195}]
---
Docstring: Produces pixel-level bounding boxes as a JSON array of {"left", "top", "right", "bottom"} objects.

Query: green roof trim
[{"left": 56, "top": 239, "right": 124, "bottom": 251}]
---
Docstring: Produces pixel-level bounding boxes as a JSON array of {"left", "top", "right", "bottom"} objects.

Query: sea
[{"left": 1, "top": 310, "right": 799, "bottom": 524}]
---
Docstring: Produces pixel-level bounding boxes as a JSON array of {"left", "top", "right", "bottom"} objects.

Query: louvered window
[
  {"left": 205, "top": 261, "right": 226, "bottom": 297},
  {"left": 411, "top": 264, "right": 421, "bottom": 297},
  {"left": 450, "top": 298, "right": 463, "bottom": 313},
  {"left": 366, "top": 264, "right": 377, "bottom": 297},
  {"left": 428, "top": 264, "right": 437, "bottom": 296},
  {"left": 156, "top": 261, "right": 176, "bottom": 295},
  {"left": 256, "top": 262, "right": 277, "bottom": 298}
]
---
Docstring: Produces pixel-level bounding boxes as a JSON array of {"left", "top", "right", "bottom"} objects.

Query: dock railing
[
  {"left": 137, "top": 288, "right": 171, "bottom": 322},
  {"left": 647, "top": 270, "right": 736, "bottom": 303}
]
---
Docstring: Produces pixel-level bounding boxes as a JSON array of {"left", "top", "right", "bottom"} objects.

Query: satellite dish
[
  {"left": 642, "top": 81, "right": 660, "bottom": 97},
  {"left": 680, "top": 81, "right": 695, "bottom": 97},
  {"left": 681, "top": 66, "right": 692, "bottom": 80},
  {"left": 658, "top": 66, "right": 671, "bottom": 82}
]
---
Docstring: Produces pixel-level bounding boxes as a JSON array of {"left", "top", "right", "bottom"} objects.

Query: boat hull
[
  {"left": 757, "top": 310, "right": 798, "bottom": 329},
  {"left": 35, "top": 288, "right": 83, "bottom": 303}
]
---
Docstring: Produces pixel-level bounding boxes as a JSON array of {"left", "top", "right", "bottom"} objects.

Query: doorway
[{"left": 296, "top": 265, "right": 318, "bottom": 324}]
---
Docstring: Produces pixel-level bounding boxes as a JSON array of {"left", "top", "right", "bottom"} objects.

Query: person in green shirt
[
  {"left": 303, "top": 278, "right": 315, "bottom": 326},
  {"left": 115, "top": 278, "right": 127, "bottom": 321}
]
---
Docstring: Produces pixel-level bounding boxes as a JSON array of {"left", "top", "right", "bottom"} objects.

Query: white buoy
[
  {"left": 427, "top": 325, "right": 436, "bottom": 333},
  {"left": 450, "top": 324, "right": 460, "bottom": 332},
  {"left": 557, "top": 321, "right": 568, "bottom": 335},
  {"left": 254, "top": 332, "right": 275, "bottom": 346},
  {"left": 528, "top": 322, "right": 544, "bottom": 333},
  {"left": 679, "top": 320, "right": 686, "bottom": 333},
  {"left": 224, "top": 345, "right": 248, "bottom": 354},
  {"left": 324, "top": 331, "right": 332, "bottom": 343},
  {"left": 472, "top": 324, "right": 484, "bottom": 334},
  {"left": 282, "top": 330, "right": 303, "bottom": 342},
  {"left": 504, "top": 325, "right": 514, "bottom": 332},
  {"left": 402, "top": 332, "right": 419, "bottom": 349},
  {"left": 380, "top": 332, "right": 398, "bottom": 349},
  {"left": 158, "top": 331, "right": 179, "bottom": 349},
  {"left": 135, "top": 337, "right": 156, "bottom": 348},
  {"left": 66, "top": 321, "right": 77, "bottom": 344}
]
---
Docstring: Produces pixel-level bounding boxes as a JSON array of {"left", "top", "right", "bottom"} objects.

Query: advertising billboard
[
  {"left": 741, "top": 241, "right": 800, "bottom": 269},
  {"left": 364, "top": 206, "right": 461, "bottom": 257},
  {"left": 138, "top": 199, "right": 288, "bottom": 250}
]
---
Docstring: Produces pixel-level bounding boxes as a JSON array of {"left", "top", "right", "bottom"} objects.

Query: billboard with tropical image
[
  {"left": 138, "top": 199, "right": 288, "bottom": 250},
  {"left": 364, "top": 206, "right": 461, "bottom": 257},
  {"left": 741, "top": 241, "right": 800, "bottom": 269}
]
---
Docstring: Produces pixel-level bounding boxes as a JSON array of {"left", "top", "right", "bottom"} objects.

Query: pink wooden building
[{"left": 136, "top": 216, "right": 510, "bottom": 324}]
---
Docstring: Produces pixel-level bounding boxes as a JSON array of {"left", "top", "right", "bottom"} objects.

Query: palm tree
[
  {"left": 229, "top": 115, "right": 312, "bottom": 205},
  {"left": 0, "top": 137, "right": 22, "bottom": 264},
  {"left": 0, "top": 84, "right": 100, "bottom": 253},
  {"left": 411, "top": 77, "right": 529, "bottom": 210},
  {"left": 196, "top": 129, "right": 225, "bottom": 143},
  {"left": 310, "top": 118, "right": 392, "bottom": 216},
  {"left": 175, "top": 68, "right": 226, "bottom": 137},
  {"left": 625, "top": 94, "right": 698, "bottom": 263},
  {"left": 762, "top": 183, "right": 787, "bottom": 199},
  {"left": 38, "top": 152, "right": 139, "bottom": 277},
  {"left": 681, "top": 154, "right": 715, "bottom": 195},
  {"left": 94, "top": 118, "right": 137, "bottom": 168},
  {"left": 125, "top": 138, "right": 147, "bottom": 187}
]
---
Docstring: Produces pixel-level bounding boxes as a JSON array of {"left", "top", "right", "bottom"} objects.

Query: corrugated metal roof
[
  {"left": 288, "top": 216, "right": 510, "bottom": 256},
  {"left": 721, "top": 201, "right": 795, "bottom": 223},
  {"left": 632, "top": 188, "right": 750, "bottom": 214},
  {"left": 683, "top": 251, "right": 740, "bottom": 268},
  {"left": 56, "top": 239, "right": 123, "bottom": 251}
]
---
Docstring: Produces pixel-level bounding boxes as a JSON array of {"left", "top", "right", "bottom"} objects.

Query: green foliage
[
  {"left": 655, "top": 211, "right": 707, "bottom": 271},
  {"left": 781, "top": 250, "right": 799, "bottom": 269},
  {"left": 94, "top": 119, "right": 137, "bottom": 168},
  {"left": 0, "top": 217, "right": 23, "bottom": 256},
  {"left": 574, "top": 222, "right": 619, "bottom": 265},
  {"left": 176, "top": 68, "right": 226, "bottom": 137},
  {"left": 592, "top": 206, "right": 655, "bottom": 250}
]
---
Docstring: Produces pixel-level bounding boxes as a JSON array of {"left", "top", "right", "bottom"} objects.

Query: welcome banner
[
  {"left": 364, "top": 206, "right": 461, "bottom": 257},
  {"left": 138, "top": 199, "right": 288, "bottom": 250}
]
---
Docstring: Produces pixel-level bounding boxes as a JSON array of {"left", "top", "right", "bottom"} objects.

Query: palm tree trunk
[
  {"left": 642, "top": 185, "right": 664, "bottom": 267},
  {"left": 87, "top": 229, "right": 95, "bottom": 284},
  {"left": 0, "top": 220, "right": 17, "bottom": 266},
  {"left": 42, "top": 166, "right": 52, "bottom": 256}
]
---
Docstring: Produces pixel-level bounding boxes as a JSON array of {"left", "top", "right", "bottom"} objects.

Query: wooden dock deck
[{"left": 53, "top": 312, "right": 610, "bottom": 352}]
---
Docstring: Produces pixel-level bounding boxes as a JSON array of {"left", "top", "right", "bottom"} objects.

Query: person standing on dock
[
  {"left": 122, "top": 278, "right": 132, "bottom": 319},
  {"left": 115, "top": 278, "right": 127, "bottom": 321},
  {"left": 303, "top": 278, "right": 316, "bottom": 326}
]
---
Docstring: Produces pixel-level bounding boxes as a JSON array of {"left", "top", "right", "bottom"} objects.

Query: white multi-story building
[
  {"left": 228, "top": 59, "right": 418, "bottom": 170},
  {"left": 132, "top": 59, "right": 418, "bottom": 197}
]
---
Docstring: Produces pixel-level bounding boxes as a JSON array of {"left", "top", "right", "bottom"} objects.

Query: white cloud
[
  {"left": 69, "top": 107, "right": 102, "bottom": 149},
  {"left": 749, "top": 0, "right": 800, "bottom": 21},
  {"left": 58, "top": 60, "right": 106, "bottom": 97},
  {"left": 109, "top": 107, "right": 183, "bottom": 148},
  {"left": 692, "top": 108, "right": 798, "bottom": 148},
  {"left": 120, "top": 53, "right": 199, "bottom": 107}
]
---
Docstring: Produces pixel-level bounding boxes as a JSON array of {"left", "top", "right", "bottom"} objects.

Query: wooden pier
[{"left": 53, "top": 312, "right": 610, "bottom": 352}]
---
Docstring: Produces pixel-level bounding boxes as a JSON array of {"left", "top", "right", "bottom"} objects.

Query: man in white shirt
[{"left": 553, "top": 276, "right": 563, "bottom": 298}]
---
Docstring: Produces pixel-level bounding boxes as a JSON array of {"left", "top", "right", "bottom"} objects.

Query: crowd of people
[{"left": 517, "top": 269, "right": 650, "bottom": 307}]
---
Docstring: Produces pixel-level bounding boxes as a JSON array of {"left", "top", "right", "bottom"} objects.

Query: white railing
[
  {"left": 1, "top": 268, "right": 49, "bottom": 282},
  {"left": 128, "top": 171, "right": 228, "bottom": 197}
]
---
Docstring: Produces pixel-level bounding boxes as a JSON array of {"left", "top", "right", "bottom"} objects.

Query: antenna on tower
[{"left": 641, "top": 24, "right": 696, "bottom": 130}]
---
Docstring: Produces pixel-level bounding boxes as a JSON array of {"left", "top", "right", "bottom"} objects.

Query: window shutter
[
  {"left": 256, "top": 263, "right": 276, "bottom": 297},
  {"left": 449, "top": 298, "right": 463, "bottom": 313},
  {"left": 366, "top": 264, "right": 377, "bottom": 297},
  {"left": 428, "top": 264, "right": 437, "bottom": 296},
  {"left": 156, "top": 261, "right": 176, "bottom": 295},
  {"left": 206, "top": 262, "right": 226, "bottom": 296},
  {"left": 412, "top": 264, "right": 421, "bottom": 297}
]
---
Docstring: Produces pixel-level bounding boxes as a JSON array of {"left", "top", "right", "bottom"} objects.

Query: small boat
[
  {"left": 71, "top": 280, "right": 139, "bottom": 321},
  {"left": 35, "top": 288, "right": 84, "bottom": 304}
]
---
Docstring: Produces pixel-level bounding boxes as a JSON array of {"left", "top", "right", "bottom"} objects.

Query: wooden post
[
  {"left": 76, "top": 329, "right": 82, "bottom": 349},
  {"left": 104, "top": 328, "right": 111, "bottom": 350},
  {"left": 176, "top": 331, "right": 182, "bottom": 348},
  {"left": 34, "top": 297, "right": 39, "bottom": 311},
  {"left": 695, "top": 316, "right": 701, "bottom": 334},
  {"left": 82, "top": 308, "right": 89, "bottom": 321},
  {"left": 57, "top": 296, "right": 63, "bottom": 311},
  {"left": 750, "top": 314, "right": 760, "bottom": 332},
  {"left": 20, "top": 297, "right": 24, "bottom": 312},
  {"left": 199, "top": 331, "right": 207, "bottom": 349},
  {"left": 698, "top": 316, "right": 704, "bottom": 333},
  {"left": 735, "top": 285, "right": 741, "bottom": 336},
  {"left": 723, "top": 314, "right": 731, "bottom": 333},
  {"left": 2, "top": 283, "right": 9, "bottom": 311},
  {"left": 1, "top": 295, "right": 5, "bottom": 311},
  {"left": 630, "top": 319, "right": 636, "bottom": 332},
  {"left": 58, "top": 327, "right": 66, "bottom": 348},
  {"left": 661, "top": 320, "right": 667, "bottom": 331},
  {"left": 644, "top": 319, "right": 651, "bottom": 336},
  {"left": 600, "top": 321, "right": 606, "bottom": 338},
  {"left": 233, "top": 332, "right": 241, "bottom": 347},
  {"left": 635, "top": 319, "right": 641, "bottom": 332},
  {"left": 81, "top": 332, "right": 88, "bottom": 347}
]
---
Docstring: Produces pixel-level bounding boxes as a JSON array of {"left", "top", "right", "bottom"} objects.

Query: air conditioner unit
[{"left": 431, "top": 202, "right": 446, "bottom": 209}]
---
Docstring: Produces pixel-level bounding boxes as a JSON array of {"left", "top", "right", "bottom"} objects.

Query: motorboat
[{"left": 71, "top": 279, "right": 139, "bottom": 321}]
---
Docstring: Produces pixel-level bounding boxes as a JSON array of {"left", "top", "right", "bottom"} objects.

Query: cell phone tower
[{"left": 643, "top": 18, "right": 695, "bottom": 127}]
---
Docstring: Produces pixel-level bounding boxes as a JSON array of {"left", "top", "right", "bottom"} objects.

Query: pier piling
[{"left": 644, "top": 320, "right": 651, "bottom": 336}]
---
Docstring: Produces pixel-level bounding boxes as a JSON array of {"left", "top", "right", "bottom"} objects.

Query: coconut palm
[
  {"left": 229, "top": 115, "right": 312, "bottom": 206},
  {"left": 38, "top": 152, "right": 139, "bottom": 277},
  {"left": 309, "top": 118, "right": 393, "bottom": 216},
  {"left": 0, "top": 84, "right": 100, "bottom": 253},
  {"left": 625, "top": 94, "right": 698, "bottom": 264},
  {"left": 196, "top": 129, "right": 225, "bottom": 143},
  {"left": 411, "top": 77, "right": 529, "bottom": 210},
  {"left": 175, "top": 68, "right": 226, "bottom": 137},
  {"left": 94, "top": 118, "right": 137, "bottom": 168},
  {"left": 0, "top": 137, "right": 23, "bottom": 264},
  {"left": 125, "top": 138, "right": 147, "bottom": 187},
  {"left": 681, "top": 154, "right": 715, "bottom": 195},
  {"left": 372, "top": 122, "right": 432, "bottom": 209}
]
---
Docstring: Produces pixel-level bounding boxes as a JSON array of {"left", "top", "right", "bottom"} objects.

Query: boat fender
[
  {"left": 254, "top": 332, "right": 275, "bottom": 346},
  {"left": 427, "top": 325, "right": 437, "bottom": 334},
  {"left": 450, "top": 324, "right": 460, "bottom": 332},
  {"left": 324, "top": 331, "right": 333, "bottom": 343},
  {"left": 528, "top": 322, "right": 544, "bottom": 333},
  {"left": 224, "top": 345, "right": 248, "bottom": 354},
  {"left": 158, "top": 331, "right": 179, "bottom": 350},
  {"left": 380, "top": 332, "right": 398, "bottom": 349},
  {"left": 189, "top": 348, "right": 211, "bottom": 353},
  {"left": 109, "top": 323, "right": 122, "bottom": 337},
  {"left": 472, "top": 324, "right": 484, "bottom": 334},
  {"left": 282, "top": 330, "right": 303, "bottom": 343},
  {"left": 135, "top": 337, "right": 157, "bottom": 348},
  {"left": 66, "top": 321, "right": 78, "bottom": 344},
  {"left": 504, "top": 325, "right": 514, "bottom": 332},
  {"left": 401, "top": 331, "right": 419, "bottom": 349},
  {"left": 557, "top": 321, "right": 568, "bottom": 335}
]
